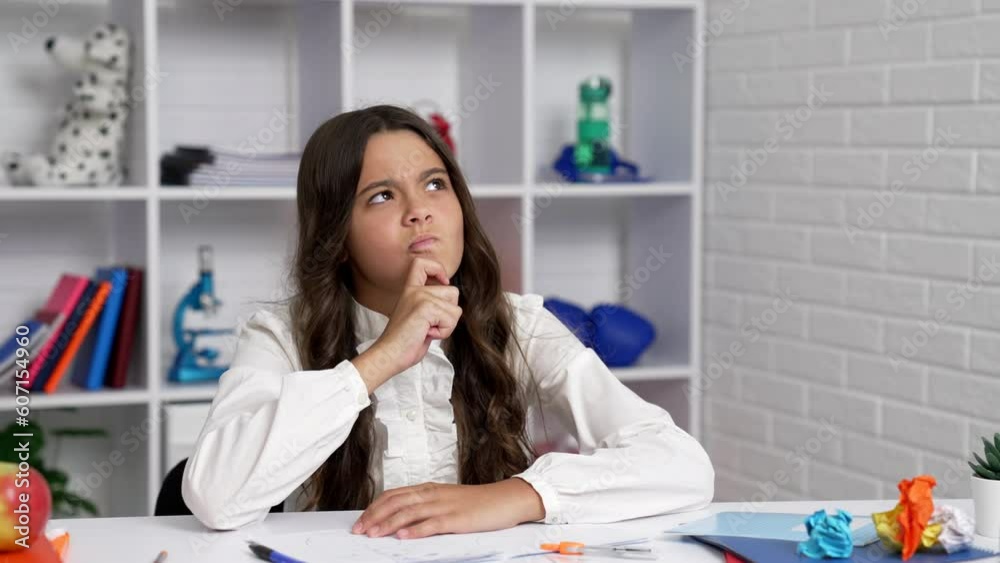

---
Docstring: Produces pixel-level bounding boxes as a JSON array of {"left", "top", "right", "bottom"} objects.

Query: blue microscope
[{"left": 168, "top": 245, "right": 234, "bottom": 383}]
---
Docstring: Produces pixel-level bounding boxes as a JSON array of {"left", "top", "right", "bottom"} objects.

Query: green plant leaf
[
  {"left": 983, "top": 437, "right": 1000, "bottom": 462},
  {"left": 970, "top": 461, "right": 1000, "bottom": 480},
  {"left": 989, "top": 451, "right": 1000, "bottom": 472},
  {"left": 61, "top": 493, "right": 98, "bottom": 516},
  {"left": 994, "top": 433, "right": 1000, "bottom": 457},
  {"left": 975, "top": 452, "right": 991, "bottom": 468}
]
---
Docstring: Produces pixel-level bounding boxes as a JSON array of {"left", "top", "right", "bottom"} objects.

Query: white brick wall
[{"left": 705, "top": 0, "right": 1000, "bottom": 502}]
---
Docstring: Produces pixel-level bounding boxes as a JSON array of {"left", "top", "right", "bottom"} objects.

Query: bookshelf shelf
[
  {"left": 0, "top": 188, "right": 151, "bottom": 201},
  {"left": 531, "top": 182, "right": 696, "bottom": 198},
  {"left": 157, "top": 186, "right": 297, "bottom": 201},
  {"left": 612, "top": 364, "right": 690, "bottom": 382},
  {"left": 0, "top": 388, "right": 151, "bottom": 410},
  {"left": 0, "top": 0, "right": 704, "bottom": 518},
  {"left": 160, "top": 382, "right": 219, "bottom": 403}
]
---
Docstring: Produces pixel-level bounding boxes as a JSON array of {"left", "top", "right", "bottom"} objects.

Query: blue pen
[{"left": 247, "top": 540, "right": 307, "bottom": 563}]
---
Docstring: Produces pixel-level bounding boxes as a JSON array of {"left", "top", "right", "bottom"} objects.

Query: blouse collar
[
  {"left": 351, "top": 294, "right": 390, "bottom": 342},
  {"left": 350, "top": 294, "right": 443, "bottom": 351}
]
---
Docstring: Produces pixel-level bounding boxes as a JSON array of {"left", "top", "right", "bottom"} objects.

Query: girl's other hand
[
  {"left": 350, "top": 479, "right": 545, "bottom": 540},
  {"left": 351, "top": 257, "right": 462, "bottom": 393}
]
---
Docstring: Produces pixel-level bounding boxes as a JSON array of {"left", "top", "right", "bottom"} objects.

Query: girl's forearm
[{"left": 505, "top": 477, "right": 546, "bottom": 524}]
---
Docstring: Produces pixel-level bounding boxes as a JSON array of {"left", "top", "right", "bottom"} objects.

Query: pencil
[{"left": 153, "top": 550, "right": 168, "bottom": 563}]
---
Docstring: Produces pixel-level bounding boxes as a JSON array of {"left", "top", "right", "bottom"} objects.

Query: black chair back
[{"left": 154, "top": 458, "right": 285, "bottom": 516}]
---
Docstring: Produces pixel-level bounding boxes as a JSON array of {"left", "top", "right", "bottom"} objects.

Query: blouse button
[{"left": 405, "top": 409, "right": 418, "bottom": 422}]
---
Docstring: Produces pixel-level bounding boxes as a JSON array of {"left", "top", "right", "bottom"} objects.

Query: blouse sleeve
[
  {"left": 508, "top": 293, "right": 715, "bottom": 525},
  {"left": 181, "top": 309, "right": 372, "bottom": 530}
]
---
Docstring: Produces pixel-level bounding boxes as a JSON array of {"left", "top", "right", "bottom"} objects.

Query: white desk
[{"left": 49, "top": 499, "right": 999, "bottom": 562}]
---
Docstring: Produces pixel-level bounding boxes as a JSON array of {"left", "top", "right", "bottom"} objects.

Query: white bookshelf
[{"left": 0, "top": 0, "right": 704, "bottom": 517}]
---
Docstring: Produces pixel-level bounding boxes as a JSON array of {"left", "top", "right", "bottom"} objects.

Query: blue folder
[
  {"left": 690, "top": 534, "right": 997, "bottom": 563},
  {"left": 72, "top": 267, "right": 128, "bottom": 390},
  {"left": 666, "top": 512, "right": 879, "bottom": 546}
]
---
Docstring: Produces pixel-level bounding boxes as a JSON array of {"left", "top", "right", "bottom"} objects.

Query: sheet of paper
[{"left": 254, "top": 524, "right": 658, "bottom": 562}]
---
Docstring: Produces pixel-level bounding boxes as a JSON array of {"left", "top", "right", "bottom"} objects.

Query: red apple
[{"left": 0, "top": 462, "right": 52, "bottom": 551}]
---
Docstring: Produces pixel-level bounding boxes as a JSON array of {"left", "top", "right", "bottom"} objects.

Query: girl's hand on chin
[
  {"left": 352, "top": 257, "right": 463, "bottom": 393},
  {"left": 350, "top": 479, "right": 546, "bottom": 540}
]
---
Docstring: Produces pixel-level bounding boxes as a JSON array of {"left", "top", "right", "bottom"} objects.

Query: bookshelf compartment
[
  {"left": 533, "top": 5, "right": 695, "bottom": 184},
  {"left": 0, "top": 0, "right": 152, "bottom": 188},
  {"left": 471, "top": 197, "right": 525, "bottom": 293},
  {"left": 352, "top": 2, "right": 524, "bottom": 186},
  {"left": 0, "top": 403, "right": 152, "bottom": 517},
  {"left": 0, "top": 200, "right": 149, "bottom": 395},
  {"left": 532, "top": 195, "right": 692, "bottom": 371},
  {"left": 159, "top": 200, "right": 296, "bottom": 380},
  {"left": 157, "top": 0, "right": 344, "bottom": 183}
]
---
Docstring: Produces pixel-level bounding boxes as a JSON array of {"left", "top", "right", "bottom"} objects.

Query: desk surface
[{"left": 48, "top": 499, "right": 999, "bottom": 562}]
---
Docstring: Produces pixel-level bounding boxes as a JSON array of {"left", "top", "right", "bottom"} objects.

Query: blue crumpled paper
[{"left": 797, "top": 509, "right": 855, "bottom": 559}]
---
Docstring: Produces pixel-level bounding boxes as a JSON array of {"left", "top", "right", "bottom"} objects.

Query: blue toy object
[
  {"left": 543, "top": 298, "right": 656, "bottom": 367},
  {"left": 543, "top": 298, "right": 597, "bottom": 348},
  {"left": 553, "top": 143, "right": 646, "bottom": 183},
  {"left": 168, "top": 245, "right": 234, "bottom": 383},
  {"left": 590, "top": 304, "right": 656, "bottom": 367}
]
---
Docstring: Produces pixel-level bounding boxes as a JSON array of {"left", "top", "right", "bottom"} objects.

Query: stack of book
[
  {"left": 160, "top": 145, "right": 301, "bottom": 187},
  {"left": 0, "top": 267, "right": 144, "bottom": 394}
]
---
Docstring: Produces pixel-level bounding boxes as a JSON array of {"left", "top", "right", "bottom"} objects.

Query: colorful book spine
[
  {"left": 32, "top": 280, "right": 98, "bottom": 391},
  {"left": 107, "top": 267, "right": 143, "bottom": 389},
  {"left": 72, "top": 268, "right": 129, "bottom": 391},
  {"left": 26, "top": 275, "right": 89, "bottom": 389},
  {"left": 44, "top": 280, "right": 111, "bottom": 394}
]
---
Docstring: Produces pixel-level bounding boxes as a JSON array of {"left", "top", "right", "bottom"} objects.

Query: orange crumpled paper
[{"left": 897, "top": 474, "right": 937, "bottom": 560}]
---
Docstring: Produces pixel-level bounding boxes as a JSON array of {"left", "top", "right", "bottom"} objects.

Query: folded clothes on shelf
[{"left": 160, "top": 145, "right": 301, "bottom": 187}]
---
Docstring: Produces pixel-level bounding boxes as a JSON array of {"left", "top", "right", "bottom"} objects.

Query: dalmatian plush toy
[{"left": 3, "top": 23, "right": 132, "bottom": 187}]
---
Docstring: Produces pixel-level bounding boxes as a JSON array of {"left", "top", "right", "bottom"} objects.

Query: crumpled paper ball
[
  {"left": 929, "top": 505, "right": 975, "bottom": 553},
  {"left": 872, "top": 474, "right": 974, "bottom": 561},
  {"left": 797, "top": 509, "right": 854, "bottom": 559}
]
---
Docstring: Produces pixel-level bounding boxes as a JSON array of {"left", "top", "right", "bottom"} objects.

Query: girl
[{"left": 181, "top": 105, "right": 714, "bottom": 537}]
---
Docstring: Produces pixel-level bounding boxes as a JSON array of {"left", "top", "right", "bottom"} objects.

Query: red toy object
[
  {"left": 0, "top": 463, "right": 52, "bottom": 552},
  {"left": 428, "top": 113, "right": 455, "bottom": 154}
]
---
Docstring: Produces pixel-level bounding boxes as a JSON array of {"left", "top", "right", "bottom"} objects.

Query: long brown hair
[{"left": 291, "top": 105, "right": 534, "bottom": 510}]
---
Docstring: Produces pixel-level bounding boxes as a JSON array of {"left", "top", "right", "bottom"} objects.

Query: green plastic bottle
[{"left": 574, "top": 76, "right": 613, "bottom": 175}]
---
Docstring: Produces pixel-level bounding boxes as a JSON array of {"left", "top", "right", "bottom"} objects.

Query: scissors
[{"left": 538, "top": 541, "right": 656, "bottom": 559}]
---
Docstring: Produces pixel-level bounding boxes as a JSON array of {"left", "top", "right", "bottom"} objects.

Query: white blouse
[{"left": 181, "top": 292, "right": 714, "bottom": 530}]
